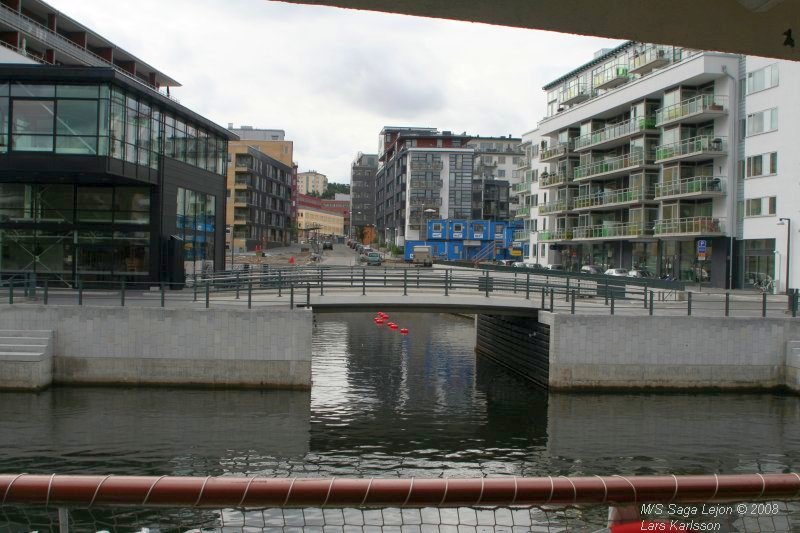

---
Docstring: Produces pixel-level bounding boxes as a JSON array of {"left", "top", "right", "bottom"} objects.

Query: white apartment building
[
  {"left": 512, "top": 41, "right": 799, "bottom": 290},
  {"left": 466, "top": 136, "right": 523, "bottom": 218}
]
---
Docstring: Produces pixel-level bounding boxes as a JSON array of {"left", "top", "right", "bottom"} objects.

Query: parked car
[
  {"left": 512, "top": 262, "right": 528, "bottom": 268},
  {"left": 496, "top": 259, "right": 515, "bottom": 266},
  {"left": 580, "top": 265, "right": 603, "bottom": 275},
  {"left": 628, "top": 268, "right": 654, "bottom": 278},
  {"left": 322, "top": 241, "right": 333, "bottom": 250},
  {"left": 366, "top": 251, "right": 382, "bottom": 266},
  {"left": 545, "top": 264, "right": 564, "bottom": 270},
  {"left": 604, "top": 268, "right": 630, "bottom": 276}
]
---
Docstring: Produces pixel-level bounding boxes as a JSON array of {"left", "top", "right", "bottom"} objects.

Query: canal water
[{"left": 1, "top": 312, "right": 800, "bottom": 480}]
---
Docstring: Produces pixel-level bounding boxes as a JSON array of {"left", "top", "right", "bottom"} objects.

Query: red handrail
[{"left": 1, "top": 474, "right": 799, "bottom": 508}]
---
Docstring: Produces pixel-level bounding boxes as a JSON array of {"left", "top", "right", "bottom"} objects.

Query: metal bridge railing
[
  {"left": 1, "top": 473, "right": 799, "bottom": 532},
  {"left": 0, "top": 267, "right": 797, "bottom": 318}
]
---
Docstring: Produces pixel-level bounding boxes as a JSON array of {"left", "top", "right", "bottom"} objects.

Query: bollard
[
  {"left": 611, "top": 294, "right": 615, "bottom": 315},
  {"left": 565, "top": 277, "right": 570, "bottom": 302},
  {"left": 643, "top": 287, "right": 648, "bottom": 308},
  {"left": 278, "top": 271, "right": 283, "bottom": 298},
  {"left": 403, "top": 269, "right": 408, "bottom": 296},
  {"left": 445, "top": 270, "right": 449, "bottom": 296},
  {"left": 649, "top": 290, "right": 654, "bottom": 316},
  {"left": 570, "top": 290, "right": 575, "bottom": 314},
  {"left": 549, "top": 288, "right": 554, "bottom": 311},
  {"left": 604, "top": 280, "right": 609, "bottom": 305},
  {"left": 362, "top": 268, "right": 366, "bottom": 296},
  {"left": 350, "top": 266, "right": 354, "bottom": 287},
  {"left": 513, "top": 272, "right": 517, "bottom": 294},
  {"left": 762, "top": 291, "right": 767, "bottom": 318},
  {"left": 688, "top": 292, "right": 692, "bottom": 316},
  {"left": 44, "top": 279, "right": 49, "bottom": 305},
  {"left": 236, "top": 272, "right": 240, "bottom": 299},
  {"left": 78, "top": 281, "right": 83, "bottom": 306},
  {"left": 160, "top": 283, "right": 165, "bottom": 307},
  {"left": 290, "top": 284, "right": 294, "bottom": 309},
  {"left": 416, "top": 269, "right": 420, "bottom": 288},
  {"left": 484, "top": 271, "right": 490, "bottom": 297},
  {"left": 248, "top": 280, "right": 253, "bottom": 309},
  {"left": 725, "top": 292, "right": 730, "bottom": 317},
  {"left": 384, "top": 268, "right": 387, "bottom": 287},
  {"left": 306, "top": 283, "right": 310, "bottom": 308},
  {"left": 193, "top": 280, "right": 197, "bottom": 302},
  {"left": 205, "top": 282, "right": 210, "bottom": 308},
  {"left": 121, "top": 280, "right": 125, "bottom": 307},
  {"left": 7, "top": 279, "right": 12, "bottom": 304},
  {"left": 526, "top": 273, "right": 530, "bottom": 300},
  {"left": 541, "top": 286, "right": 545, "bottom": 308},
  {"left": 320, "top": 270, "right": 324, "bottom": 296},
  {"left": 793, "top": 289, "right": 798, "bottom": 318}
]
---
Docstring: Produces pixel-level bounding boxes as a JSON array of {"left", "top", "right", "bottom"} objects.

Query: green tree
[{"left": 321, "top": 182, "right": 351, "bottom": 199}]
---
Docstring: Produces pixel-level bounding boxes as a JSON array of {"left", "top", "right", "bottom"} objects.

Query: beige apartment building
[
  {"left": 297, "top": 207, "right": 344, "bottom": 238},
  {"left": 297, "top": 171, "right": 328, "bottom": 196}
]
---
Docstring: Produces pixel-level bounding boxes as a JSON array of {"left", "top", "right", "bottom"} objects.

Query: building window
[
  {"left": 746, "top": 108, "right": 778, "bottom": 136},
  {"left": 747, "top": 64, "right": 779, "bottom": 94},
  {"left": 746, "top": 152, "right": 778, "bottom": 178},
  {"left": 745, "top": 196, "right": 777, "bottom": 217},
  {"left": 453, "top": 223, "right": 463, "bottom": 232},
  {"left": 498, "top": 170, "right": 506, "bottom": 177}
]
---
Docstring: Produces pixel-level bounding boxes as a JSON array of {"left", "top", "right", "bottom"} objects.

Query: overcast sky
[{"left": 47, "top": 0, "right": 623, "bottom": 183}]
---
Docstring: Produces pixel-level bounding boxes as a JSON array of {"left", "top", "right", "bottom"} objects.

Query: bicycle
[{"left": 753, "top": 276, "right": 774, "bottom": 293}]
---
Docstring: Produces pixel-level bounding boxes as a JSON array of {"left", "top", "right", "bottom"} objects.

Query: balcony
[
  {"left": 654, "top": 176, "right": 726, "bottom": 200},
  {"left": 513, "top": 229, "right": 529, "bottom": 241},
  {"left": 655, "top": 95, "right": 728, "bottom": 127},
  {"left": 654, "top": 217, "right": 724, "bottom": 237},
  {"left": 539, "top": 171, "right": 574, "bottom": 188},
  {"left": 654, "top": 135, "right": 727, "bottom": 164},
  {"left": 593, "top": 65, "right": 630, "bottom": 90},
  {"left": 516, "top": 157, "right": 531, "bottom": 170},
  {"left": 409, "top": 160, "right": 444, "bottom": 172},
  {"left": 540, "top": 142, "right": 575, "bottom": 162},
  {"left": 409, "top": 179, "right": 443, "bottom": 189},
  {"left": 573, "top": 187, "right": 656, "bottom": 211},
  {"left": 539, "top": 199, "right": 573, "bottom": 215},
  {"left": 574, "top": 116, "right": 657, "bottom": 151},
  {"left": 515, "top": 206, "right": 531, "bottom": 218},
  {"left": 512, "top": 180, "right": 532, "bottom": 194},
  {"left": 409, "top": 197, "right": 442, "bottom": 207},
  {"left": 559, "top": 83, "right": 592, "bottom": 106},
  {"left": 574, "top": 151, "right": 654, "bottom": 182},
  {"left": 573, "top": 222, "right": 654, "bottom": 241},
  {"left": 538, "top": 229, "right": 573, "bottom": 242},
  {"left": 629, "top": 46, "right": 670, "bottom": 76}
]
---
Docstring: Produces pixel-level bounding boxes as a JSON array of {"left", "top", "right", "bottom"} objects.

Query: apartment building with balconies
[
  {"left": 350, "top": 152, "right": 377, "bottom": 239},
  {"left": 514, "top": 42, "right": 800, "bottom": 290},
  {"left": 226, "top": 144, "right": 293, "bottom": 253},
  {"left": 375, "top": 127, "right": 473, "bottom": 246},
  {"left": 466, "top": 136, "right": 523, "bottom": 217},
  {"left": 521, "top": 42, "right": 741, "bottom": 287},
  {"left": 297, "top": 170, "right": 328, "bottom": 196}
]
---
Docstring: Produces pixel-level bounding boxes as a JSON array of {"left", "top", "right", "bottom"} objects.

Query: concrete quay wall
[
  {"left": 0, "top": 306, "right": 312, "bottom": 389},
  {"left": 539, "top": 312, "right": 800, "bottom": 392}
]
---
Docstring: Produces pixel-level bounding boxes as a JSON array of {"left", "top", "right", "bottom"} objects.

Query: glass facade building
[{"left": 0, "top": 66, "right": 235, "bottom": 284}]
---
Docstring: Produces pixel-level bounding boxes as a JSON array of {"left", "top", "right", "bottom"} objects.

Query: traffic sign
[{"left": 697, "top": 239, "right": 707, "bottom": 253}]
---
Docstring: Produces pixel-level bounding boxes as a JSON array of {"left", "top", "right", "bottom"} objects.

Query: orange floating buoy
[
  {"left": 390, "top": 324, "right": 399, "bottom": 330},
  {"left": 376, "top": 319, "right": 384, "bottom": 325},
  {"left": 400, "top": 328, "right": 409, "bottom": 334}
]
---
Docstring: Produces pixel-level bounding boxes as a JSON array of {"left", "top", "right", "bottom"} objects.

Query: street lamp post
[{"left": 778, "top": 217, "right": 791, "bottom": 293}]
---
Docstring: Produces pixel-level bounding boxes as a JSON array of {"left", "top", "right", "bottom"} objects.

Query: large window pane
[
  {"left": 76, "top": 231, "right": 113, "bottom": 273},
  {"left": 77, "top": 186, "right": 113, "bottom": 223},
  {"left": 56, "top": 136, "right": 97, "bottom": 155},
  {"left": 13, "top": 100, "right": 54, "bottom": 134},
  {"left": 10, "top": 84, "right": 54, "bottom": 97},
  {"left": 0, "top": 97, "right": 7, "bottom": 153},
  {"left": 114, "top": 231, "right": 149, "bottom": 274},
  {"left": 0, "top": 183, "right": 31, "bottom": 222},
  {"left": 110, "top": 99, "right": 125, "bottom": 159},
  {"left": 0, "top": 229, "right": 36, "bottom": 271},
  {"left": 37, "top": 184, "right": 74, "bottom": 223},
  {"left": 56, "top": 85, "right": 99, "bottom": 98},
  {"left": 56, "top": 100, "right": 98, "bottom": 136},
  {"left": 36, "top": 230, "right": 73, "bottom": 274},
  {"left": 114, "top": 186, "right": 150, "bottom": 225}
]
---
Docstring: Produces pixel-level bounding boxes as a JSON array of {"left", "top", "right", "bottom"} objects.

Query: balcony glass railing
[
  {"left": 573, "top": 187, "right": 655, "bottom": 209},
  {"left": 409, "top": 160, "right": 444, "bottom": 171},
  {"left": 574, "top": 150, "right": 651, "bottom": 180},
  {"left": 654, "top": 176, "right": 725, "bottom": 199},
  {"left": 630, "top": 45, "right": 670, "bottom": 74},
  {"left": 512, "top": 180, "right": 532, "bottom": 194},
  {"left": 540, "top": 142, "right": 574, "bottom": 161},
  {"left": 592, "top": 65, "right": 629, "bottom": 88},
  {"left": 573, "top": 222, "right": 653, "bottom": 239},
  {"left": 409, "top": 179, "right": 443, "bottom": 189},
  {"left": 655, "top": 135, "right": 727, "bottom": 162},
  {"left": 515, "top": 206, "right": 531, "bottom": 217},
  {"left": 538, "top": 229, "right": 573, "bottom": 241},
  {"left": 513, "top": 229, "right": 529, "bottom": 241},
  {"left": 654, "top": 217, "right": 724, "bottom": 235},
  {"left": 655, "top": 95, "right": 728, "bottom": 126},
  {"left": 573, "top": 116, "right": 657, "bottom": 150},
  {"left": 559, "top": 83, "right": 592, "bottom": 104},
  {"left": 539, "top": 172, "right": 573, "bottom": 188},
  {"left": 516, "top": 158, "right": 531, "bottom": 169},
  {"left": 539, "top": 199, "right": 573, "bottom": 215}
]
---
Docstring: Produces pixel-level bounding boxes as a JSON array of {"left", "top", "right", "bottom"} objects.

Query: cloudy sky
[{"left": 47, "top": 0, "right": 624, "bottom": 182}]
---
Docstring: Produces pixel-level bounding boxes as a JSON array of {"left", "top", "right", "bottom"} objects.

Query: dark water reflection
[{"left": 1, "top": 312, "right": 799, "bottom": 479}]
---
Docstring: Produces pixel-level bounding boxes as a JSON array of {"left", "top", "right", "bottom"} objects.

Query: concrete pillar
[
  {"left": 47, "top": 13, "right": 56, "bottom": 31},
  {"left": 44, "top": 48, "right": 54, "bottom": 64}
]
